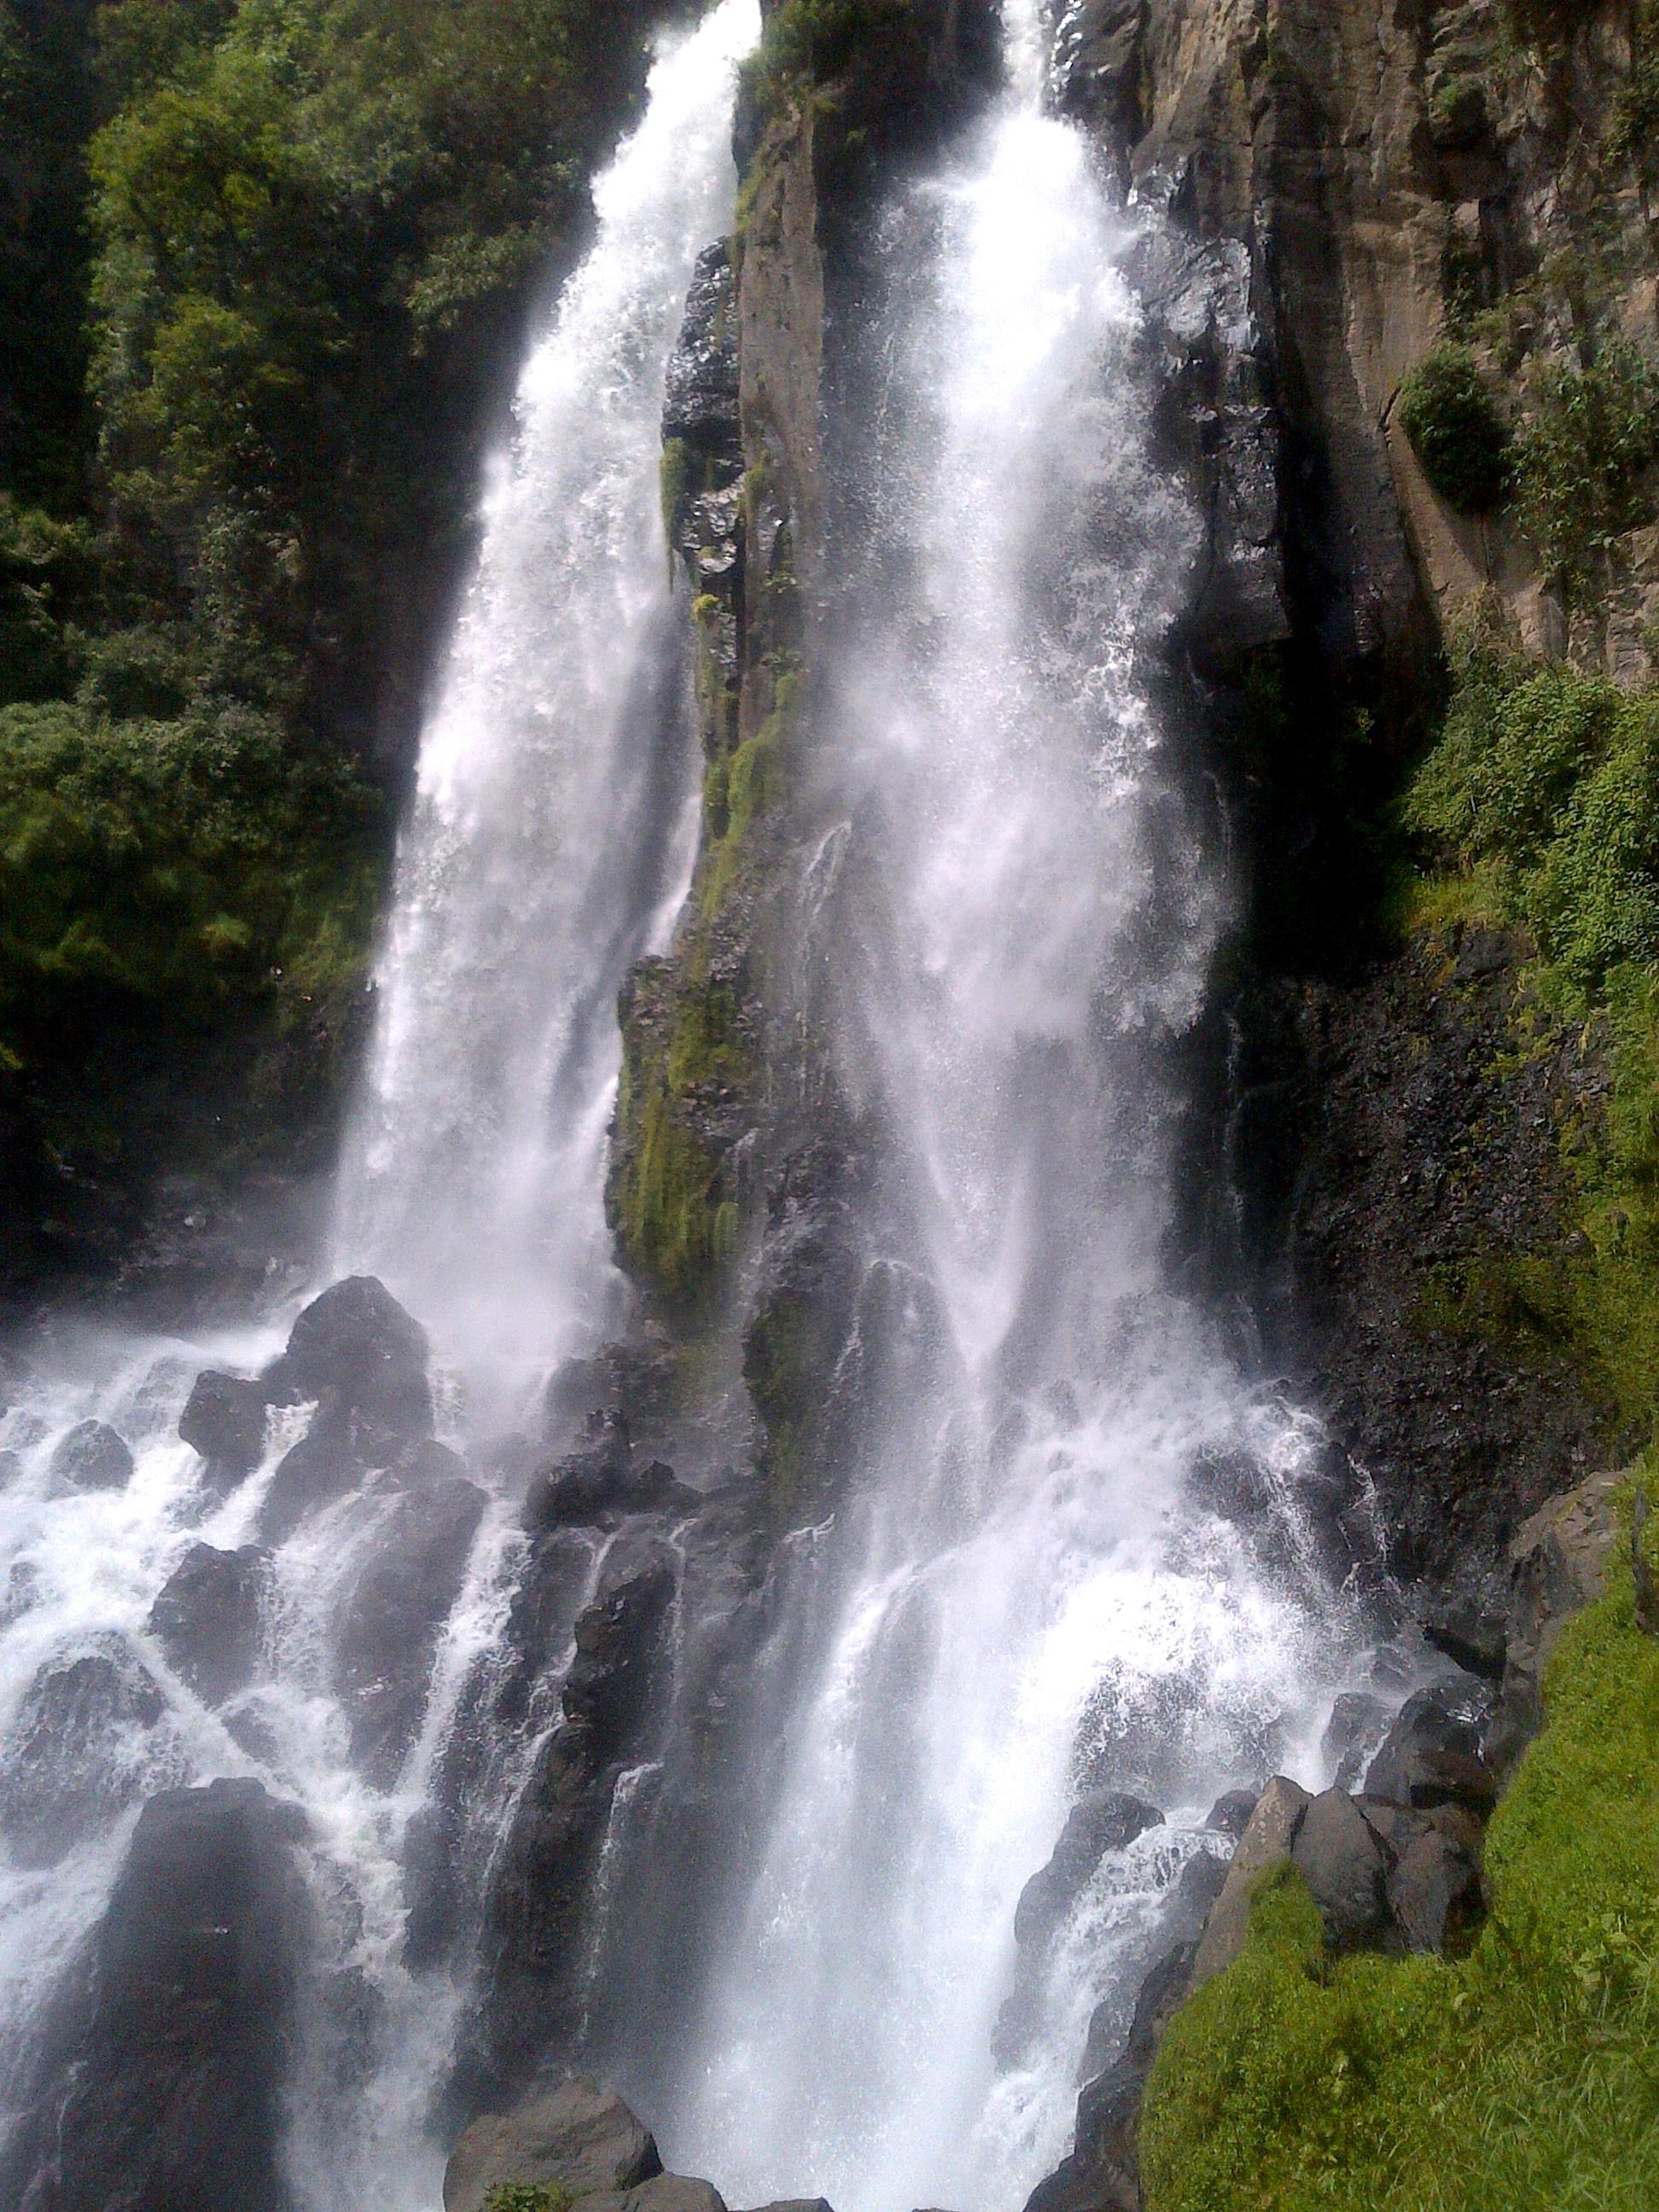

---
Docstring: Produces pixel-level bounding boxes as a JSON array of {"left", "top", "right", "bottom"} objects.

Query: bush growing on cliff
[
  {"left": 1140, "top": 1531, "right": 1659, "bottom": 2210},
  {"left": 740, "top": 0, "right": 918, "bottom": 118},
  {"left": 1398, "top": 346, "right": 1513, "bottom": 513},
  {"left": 1405, "top": 631, "right": 1659, "bottom": 988},
  {"left": 1514, "top": 336, "right": 1659, "bottom": 589}
]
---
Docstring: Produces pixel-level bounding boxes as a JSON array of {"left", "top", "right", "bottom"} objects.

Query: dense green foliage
[
  {"left": 1398, "top": 346, "right": 1514, "bottom": 513},
  {"left": 1141, "top": 1525, "right": 1659, "bottom": 2210},
  {"left": 1405, "top": 625, "right": 1659, "bottom": 989},
  {"left": 1513, "top": 337, "right": 1659, "bottom": 588},
  {"left": 0, "top": 0, "right": 656, "bottom": 1252}
]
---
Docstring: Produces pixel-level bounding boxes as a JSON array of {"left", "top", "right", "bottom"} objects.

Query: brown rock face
[{"left": 1190, "top": 1774, "right": 1312, "bottom": 1985}]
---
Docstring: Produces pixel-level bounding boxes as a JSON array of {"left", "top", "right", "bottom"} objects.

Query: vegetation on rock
[
  {"left": 1141, "top": 1516, "right": 1659, "bottom": 2209},
  {"left": 1397, "top": 346, "right": 1513, "bottom": 514},
  {"left": 482, "top": 2186, "right": 573, "bottom": 2212}
]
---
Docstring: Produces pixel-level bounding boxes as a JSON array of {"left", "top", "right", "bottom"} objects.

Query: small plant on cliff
[
  {"left": 1515, "top": 335, "right": 1659, "bottom": 590},
  {"left": 1397, "top": 345, "right": 1514, "bottom": 512},
  {"left": 482, "top": 2186, "right": 573, "bottom": 2212},
  {"left": 739, "top": 0, "right": 918, "bottom": 119}
]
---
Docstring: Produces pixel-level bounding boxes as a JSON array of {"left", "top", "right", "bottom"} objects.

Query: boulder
[
  {"left": 443, "top": 2077, "right": 662, "bottom": 2212},
  {"left": 1203, "top": 1788, "right": 1258, "bottom": 1838},
  {"left": 1423, "top": 1604, "right": 1507, "bottom": 1683},
  {"left": 1388, "top": 1828, "right": 1483, "bottom": 1953},
  {"left": 273, "top": 1276, "right": 432, "bottom": 1441},
  {"left": 1023, "top": 2059, "right": 1142, "bottom": 2212},
  {"left": 178, "top": 1371, "right": 268, "bottom": 1486},
  {"left": 1363, "top": 1688, "right": 1483, "bottom": 1803},
  {"left": 591, "top": 2181, "right": 727, "bottom": 2212},
  {"left": 1400, "top": 1747, "right": 1498, "bottom": 1815},
  {"left": 0, "top": 1642, "right": 172, "bottom": 1867},
  {"left": 1175, "top": 1845, "right": 1227, "bottom": 1919},
  {"left": 527, "top": 1440, "right": 698, "bottom": 1534},
  {"left": 1492, "top": 1469, "right": 1621, "bottom": 1767},
  {"left": 1291, "top": 1788, "right": 1390, "bottom": 1947},
  {"left": 333, "top": 1468, "right": 487, "bottom": 1784},
  {"left": 49, "top": 1419, "right": 133, "bottom": 1492},
  {"left": 1190, "top": 1775, "right": 1311, "bottom": 1986},
  {"left": 0, "top": 1778, "right": 311, "bottom": 2212},
  {"left": 1320, "top": 1691, "right": 1391, "bottom": 1789},
  {"left": 255, "top": 1407, "right": 364, "bottom": 1546},
  {"left": 1014, "top": 1791, "right": 1163, "bottom": 1949},
  {"left": 148, "top": 1543, "right": 270, "bottom": 1706}
]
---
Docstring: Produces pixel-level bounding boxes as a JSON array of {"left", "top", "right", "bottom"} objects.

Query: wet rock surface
[
  {"left": 178, "top": 1369, "right": 269, "bottom": 1485},
  {"left": 148, "top": 1541, "right": 271, "bottom": 1706},
  {"left": 1, "top": 1777, "right": 313, "bottom": 2212},
  {"left": 48, "top": 1417, "right": 133, "bottom": 1491},
  {"left": 0, "top": 1639, "right": 177, "bottom": 1867}
]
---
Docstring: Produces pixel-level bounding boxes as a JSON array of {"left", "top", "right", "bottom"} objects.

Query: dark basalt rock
[
  {"left": 1388, "top": 1826, "right": 1483, "bottom": 1953},
  {"left": 1363, "top": 1686, "right": 1484, "bottom": 1803},
  {"left": 178, "top": 1370, "right": 268, "bottom": 1486},
  {"left": 255, "top": 1400, "right": 364, "bottom": 1545},
  {"left": 527, "top": 1436, "right": 699, "bottom": 1533},
  {"left": 1, "top": 1777, "right": 312, "bottom": 2212},
  {"left": 1320, "top": 1691, "right": 1391, "bottom": 1790},
  {"left": 1025, "top": 2058, "right": 1143, "bottom": 2212},
  {"left": 49, "top": 1417, "right": 133, "bottom": 1492},
  {"left": 1203, "top": 1788, "right": 1258, "bottom": 1837},
  {"left": 148, "top": 1543, "right": 270, "bottom": 1706},
  {"left": 0, "top": 1641, "right": 174, "bottom": 1867},
  {"left": 1052, "top": 0, "right": 1146, "bottom": 142},
  {"left": 466, "top": 1538, "right": 681, "bottom": 2099},
  {"left": 663, "top": 239, "right": 739, "bottom": 454},
  {"left": 1291, "top": 1787, "right": 1391, "bottom": 1947},
  {"left": 333, "top": 1464, "right": 487, "bottom": 1785},
  {"left": 1423, "top": 1604, "right": 1507, "bottom": 1683},
  {"left": 269, "top": 1275, "right": 433, "bottom": 1441},
  {"left": 1014, "top": 1791, "right": 1163, "bottom": 1950}
]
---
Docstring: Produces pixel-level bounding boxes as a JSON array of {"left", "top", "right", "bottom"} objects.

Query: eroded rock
[{"left": 49, "top": 1419, "right": 133, "bottom": 1492}]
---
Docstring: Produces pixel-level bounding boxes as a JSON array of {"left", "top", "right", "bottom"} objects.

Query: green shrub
[
  {"left": 1403, "top": 634, "right": 1659, "bottom": 988},
  {"left": 1141, "top": 1533, "right": 1659, "bottom": 2211},
  {"left": 0, "top": 698, "right": 381, "bottom": 1051},
  {"left": 1515, "top": 336, "right": 1659, "bottom": 589},
  {"left": 1398, "top": 345, "right": 1513, "bottom": 511},
  {"left": 482, "top": 2186, "right": 573, "bottom": 2212}
]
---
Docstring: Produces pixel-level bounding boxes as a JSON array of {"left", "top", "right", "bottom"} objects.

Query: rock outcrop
[{"left": 0, "top": 1778, "right": 313, "bottom": 2212}]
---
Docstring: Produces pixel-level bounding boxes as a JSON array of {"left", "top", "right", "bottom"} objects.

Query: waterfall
[
  {"left": 331, "top": 0, "right": 759, "bottom": 1407},
  {"left": 657, "top": 13, "right": 1360, "bottom": 2206},
  {"left": 0, "top": 8, "right": 755, "bottom": 2206}
]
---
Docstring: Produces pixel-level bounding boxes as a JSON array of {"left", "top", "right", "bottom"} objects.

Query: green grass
[{"left": 1141, "top": 1528, "right": 1659, "bottom": 2210}]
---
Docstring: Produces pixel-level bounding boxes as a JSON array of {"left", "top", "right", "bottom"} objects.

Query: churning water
[
  {"left": 0, "top": 8, "right": 755, "bottom": 2206},
  {"left": 659, "top": 9, "right": 1362, "bottom": 2205}
]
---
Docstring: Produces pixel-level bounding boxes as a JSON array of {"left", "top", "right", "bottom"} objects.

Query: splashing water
[{"left": 660, "top": 15, "right": 1365, "bottom": 2207}]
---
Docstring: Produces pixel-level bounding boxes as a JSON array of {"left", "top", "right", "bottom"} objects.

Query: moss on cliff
[{"left": 1141, "top": 1515, "right": 1659, "bottom": 2210}]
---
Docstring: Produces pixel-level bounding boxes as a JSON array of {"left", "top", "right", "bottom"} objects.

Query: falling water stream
[
  {"left": 660, "top": 9, "right": 1361, "bottom": 2205},
  {"left": 0, "top": 2, "right": 1387, "bottom": 2207}
]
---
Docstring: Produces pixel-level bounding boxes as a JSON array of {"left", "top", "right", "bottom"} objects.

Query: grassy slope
[{"left": 1141, "top": 1528, "right": 1659, "bottom": 2210}]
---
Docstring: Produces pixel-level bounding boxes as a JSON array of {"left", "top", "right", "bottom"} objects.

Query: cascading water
[
  {"left": 332, "top": 0, "right": 759, "bottom": 1402},
  {"left": 660, "top": 11, "right": 1365, "bottom": 2206},
  {"left": 0, "top": 8, "right": 755, "bottom": 2205}
]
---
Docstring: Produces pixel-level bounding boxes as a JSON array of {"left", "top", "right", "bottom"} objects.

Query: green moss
[
  {"left": 1141, "top": 1536, "right": 1659, "bottom": 2211},
  {"left": 660, "top": 435, "right": 693, "bottom": 556},
  {"left": 482, "top": 2188, "right": 574, "bottom": 2212},
  {"left": 1398, "top": 346, "right": 1514, "bottom": 513}
]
